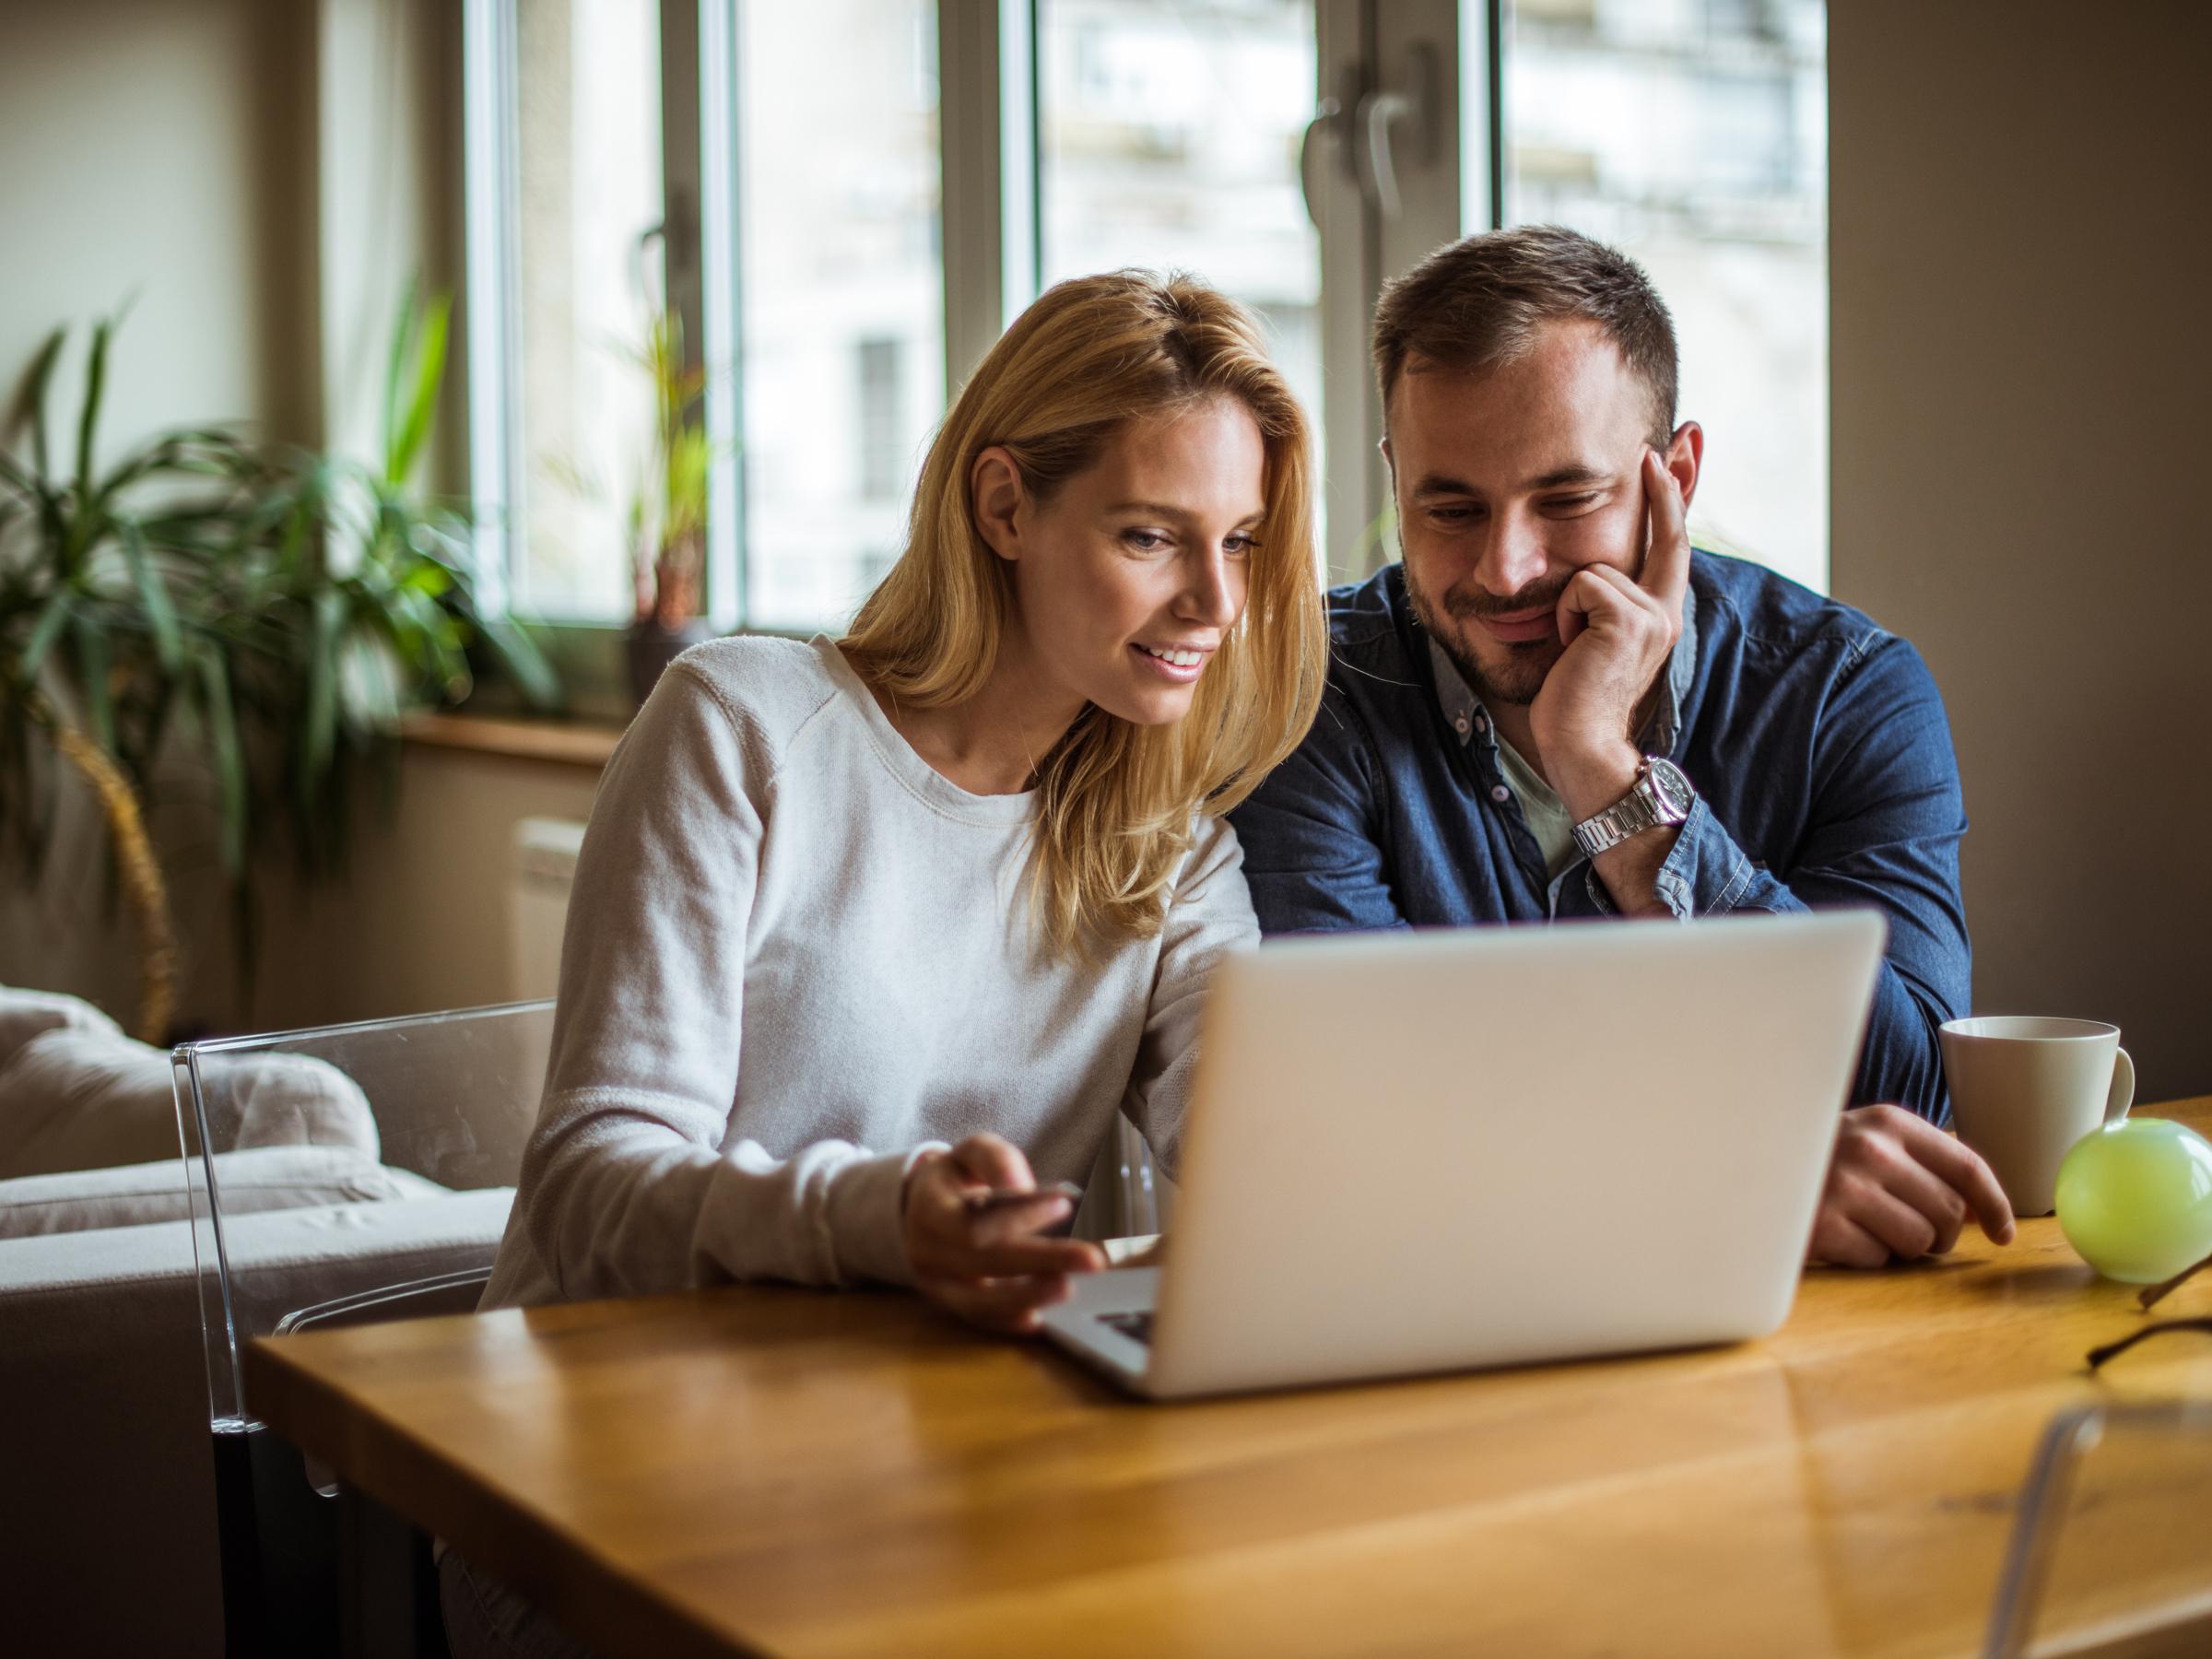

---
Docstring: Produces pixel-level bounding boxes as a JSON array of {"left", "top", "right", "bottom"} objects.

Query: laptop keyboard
[{"left": 1100, "top": 1311, "right": 1155, "bottom": 1346}]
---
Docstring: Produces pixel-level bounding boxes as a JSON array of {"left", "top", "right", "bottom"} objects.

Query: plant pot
[{"left": 625, "top": 618, "right": 714, "bottom": 709}]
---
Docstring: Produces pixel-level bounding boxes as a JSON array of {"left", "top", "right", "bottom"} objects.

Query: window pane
[
  {"left": 512, "top": 0, "right": 665, "bottom": 619},
  {"left": 1037, "top": 0, "right": 1323, "bottom": 529},
  {"left": 1502, "top": 0, "right": 1828, "bottom": 592},
  {"left": 737, "top": 1, "right": 944, "bottom": 632}
]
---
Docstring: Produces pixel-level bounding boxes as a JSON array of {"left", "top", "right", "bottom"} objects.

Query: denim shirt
[{"left": 1229, "top": 553, "right": 1971, "bottom": 1121}]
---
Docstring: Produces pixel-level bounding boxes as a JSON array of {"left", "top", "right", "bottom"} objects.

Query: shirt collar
[{"left": 1425, "top": 573, "right": 1701, "bottom": 758}]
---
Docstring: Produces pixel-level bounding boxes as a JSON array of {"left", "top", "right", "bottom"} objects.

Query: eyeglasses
[
  {"left": 2138, "top": 1252, "right": 2212, "bottom": 1312},
  {"left": 2087, "top": 1319, "right": 2212, "bottom": 1371},
  {"left": 2082, "top": 1252, "right": 2212, "bottom": 1371}
]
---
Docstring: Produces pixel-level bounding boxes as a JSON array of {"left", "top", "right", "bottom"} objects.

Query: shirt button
[
  {"left": 1490, "top": 784, "right": 1511, "bottom": 805},
  {"left": 1453, "top": 716, "right": 1469, "bottom": 734},
  {"left": 1473, "top": 715, "right": 1489, "bottom": 734}
]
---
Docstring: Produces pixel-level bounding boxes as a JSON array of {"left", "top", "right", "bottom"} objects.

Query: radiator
[{"left": 508, "top": 818, "right": 587, "bottom": 1003}]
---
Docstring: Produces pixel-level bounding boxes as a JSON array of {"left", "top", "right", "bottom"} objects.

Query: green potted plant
[
  {"left": 0, "top": 312, "right": 256, "bottom": 1038},
  {"left": 234, "top": 280, "right": 561, "bottom": 884},
  {"left": 624, "top": 308, "right": 714, "bottom": 705},
  {"left": 1, "top": 287, "right": 559, "bottom": 1030}
]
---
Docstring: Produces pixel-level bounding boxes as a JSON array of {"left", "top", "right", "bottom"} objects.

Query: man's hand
[
  {"left": 903, "top": 1134, "right": 1106, "bottom": 1334},
  {"left": 1808, "top": 1104, "right": 2017, "bottom": 1268},
  {"left": 1530, "top": 449, "right": 1692, "bottom": 821}
]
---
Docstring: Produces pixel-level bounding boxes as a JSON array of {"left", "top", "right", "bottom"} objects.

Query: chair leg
[
  {"left": 338, "top": 1486, "right": 449, "bottom": 1659},
  {"left": 212, "top": 1422, "right": 341, "bottom": 1659}
]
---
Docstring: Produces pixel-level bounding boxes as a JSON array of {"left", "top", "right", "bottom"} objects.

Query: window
[
  {"left": 1036, "top": 0, "right": 1324, "bottom": 537},
  {"left": 464, "top": 1, "right": 1830, "bottom": 646},
  {"left": 733, "top": 0, "right": 943, "bottom": 631},
  {"left": 855, "top": 337, "right": 907, "bottom": 505},
  {"left": 1500, "top": 0, "right": 1829, "bottom": 590},
  {"left": 479, "top": 0, "right": 667, "bottom": 621}
]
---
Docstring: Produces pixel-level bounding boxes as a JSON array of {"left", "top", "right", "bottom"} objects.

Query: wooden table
[{"left": 248, "top": 1101, "right": 2212, "bottom": 1659}]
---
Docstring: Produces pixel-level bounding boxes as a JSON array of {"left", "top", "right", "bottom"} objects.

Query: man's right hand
[
  {"left": 1807, "top": 1104, "right": 2017, "bottom": 1267},
  {"left": 903, "top": 1135, "right": 1106, "bottom": 1334}
]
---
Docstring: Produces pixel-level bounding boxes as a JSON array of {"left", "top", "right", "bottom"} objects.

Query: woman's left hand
[{"left": 903, "top": 1135, "right": 1107, "bottom": 1334}]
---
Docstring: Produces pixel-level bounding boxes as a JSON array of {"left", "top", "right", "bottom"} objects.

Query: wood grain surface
[{"left": 246, "top": 1101, "right": 2212, "bottom": 1659}]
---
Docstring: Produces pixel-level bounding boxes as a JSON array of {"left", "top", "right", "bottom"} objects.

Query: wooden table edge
[{"left": 245, "top": 1311, "right": 772, "bottom": 1659}]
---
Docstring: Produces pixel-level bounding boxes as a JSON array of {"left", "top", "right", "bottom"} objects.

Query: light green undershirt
[{"left": 1493, "top": 731, "right": 1578, "bottom": 881}]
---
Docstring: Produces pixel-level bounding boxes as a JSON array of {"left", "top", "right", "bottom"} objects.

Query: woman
[{"left": 448, "top": 267, "right": 1324, "bottom": 1655}]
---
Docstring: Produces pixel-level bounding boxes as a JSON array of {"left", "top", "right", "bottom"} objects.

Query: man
[{"left": 1230, "top": 226, "right": 2014, "bottom": 1269}]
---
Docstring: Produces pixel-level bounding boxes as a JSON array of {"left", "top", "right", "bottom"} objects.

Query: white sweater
[{"left": 481, "top": 636, "right": 1255, "bottom": 1308}]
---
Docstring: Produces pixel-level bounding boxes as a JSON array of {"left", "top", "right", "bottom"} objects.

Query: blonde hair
[{"left": 842, "top": 271, "right": 1327, "bottom": 956}]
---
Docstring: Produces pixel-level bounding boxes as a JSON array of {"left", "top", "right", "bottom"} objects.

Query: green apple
[{"left": 2055, "top": 1117, "right": 2212, "bottom": 1284}]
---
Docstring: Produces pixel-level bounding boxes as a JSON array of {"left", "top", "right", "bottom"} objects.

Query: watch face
[{"left": 1647, "top": 758, "right": 1696, "bottom": 818}]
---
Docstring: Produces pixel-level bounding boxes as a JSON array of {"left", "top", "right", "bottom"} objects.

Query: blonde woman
[{"left": 477, "top": 272, "right": 1325, "bottom": 1340}]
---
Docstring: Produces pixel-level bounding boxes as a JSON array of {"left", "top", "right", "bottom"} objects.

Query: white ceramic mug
[{"left": 1938, "top": 1017, "right": 2134, "bottom": 1217}]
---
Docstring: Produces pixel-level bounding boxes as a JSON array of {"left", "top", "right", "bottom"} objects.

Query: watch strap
[{"left": 1571, "top": 759, "right": 1691, "bottom": 858}]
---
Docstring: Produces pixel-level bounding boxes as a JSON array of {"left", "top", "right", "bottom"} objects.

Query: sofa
[{"left": 0, "top": 985, "right": 529, "bottom": 1658}]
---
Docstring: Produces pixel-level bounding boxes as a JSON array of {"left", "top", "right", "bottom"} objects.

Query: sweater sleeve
[
  {"left": 1121, "top": 818, "right": 1260, "bottom": 1178},
  {"left": 496, "top": 661, "right": 934, "bottom": 1304}
]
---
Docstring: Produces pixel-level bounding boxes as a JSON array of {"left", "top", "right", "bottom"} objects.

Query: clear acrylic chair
[
  {"left": 173, "top": 999, "right": 556, "bottom": 1659},
  {"left": 1082, "top": 1115, "right": 1172, "bottom": 1241},
  {"left": 1983, "top": 1397, "right": 2212, "bottom": 1658}
]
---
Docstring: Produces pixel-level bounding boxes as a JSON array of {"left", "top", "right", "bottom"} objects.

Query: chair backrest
[
  {"left": 1984, "top": 1398, "right": 2212, "bottom": 1657},
  {"left": 171, "top": 1000, "right": 555, "bottom": 1431}
]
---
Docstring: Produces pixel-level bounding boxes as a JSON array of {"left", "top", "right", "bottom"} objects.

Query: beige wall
[
  {"left": 1830, "top": 1, "right": 2212, "bottom": 1102},
  {"left": 0, "top": 0, "right": 321, "bottom": 455}
]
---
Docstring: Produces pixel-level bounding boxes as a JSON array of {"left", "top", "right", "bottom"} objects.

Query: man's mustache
[{"left": 1438, "top": 574, "right": 1573, "bottom": 622}]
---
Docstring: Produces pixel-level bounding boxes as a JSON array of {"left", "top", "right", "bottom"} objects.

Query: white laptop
[{"left": 1041, "top": 912, "right": 1887, "bottom": 1399}]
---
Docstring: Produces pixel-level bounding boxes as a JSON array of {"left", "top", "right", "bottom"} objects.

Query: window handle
[
  {"left": 1298, "top": 95, "right": 1345, "bottom": 231},
  {"left": 1355, "top": 42, "right": 1438, "bottom": 223},
  {"left": 1358, "top": 88, "right": 1413, "bottom": 219},
  {"left": 635, "top": 220, "right": 668, "bottom": 312}
]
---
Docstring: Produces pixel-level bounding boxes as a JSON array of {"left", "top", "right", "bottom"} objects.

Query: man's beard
[{"left": 1402, "top": 562, "right": 1569, "bottom": 708}]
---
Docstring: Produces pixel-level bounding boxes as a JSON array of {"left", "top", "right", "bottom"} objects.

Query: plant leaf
[
  {"left": 69, "top": 610, "right": 116, "bottom": 758},
  {"left": 19, "top": 326, "right": 65, "bottom": 481},
  {"left": 303, "top": 587, "right": 343, "bottom": 792},
  {"left": 386, "top": 289, "right": 452, "bottom": 488},
  {"left": 76, "top": 313, "right": 116, "bottom": 508},
  {"left": 18, "top": 588, "right": 73, "bottom": 684},
  {"left": 479, "top": 614, "right": 563, "bottom": 711},
  {"left": 194, "top": 641, "right": 249, "bottom": 879},
  {"left": 119, "top": 519, "right": 182, "bottom": 671},
  {"left": 381, "top": 274, "right": 419, "bottom": 487},
  {"left": 0, "top": 446, "right": 37, "bottom": 496}
]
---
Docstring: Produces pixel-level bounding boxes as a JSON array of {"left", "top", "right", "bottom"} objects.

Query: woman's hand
[{"left": 903, "top": 1135, "right": 1107, "bottom": 1333}]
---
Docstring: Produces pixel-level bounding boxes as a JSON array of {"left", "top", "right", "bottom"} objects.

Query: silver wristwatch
[{"left": 1570, "top": 757, "right": 1697, "bottom": 858}]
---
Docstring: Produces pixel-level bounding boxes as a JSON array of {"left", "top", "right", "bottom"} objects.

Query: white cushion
[
  {"left": 0, "top": 983, "right": 122, "bottom": 1073},
  {"left": 228, "top": 1051, "right": 382, "bottom": 1158},
  {"left": 0, "top": 1030, "right": 380, "bottom": 1180},
  {"left": 0, "top": 1027, "right": 181, "bottom": 1178},
  {"left": 0, "top": 1146, "right": 450, "bottom": 1239}
]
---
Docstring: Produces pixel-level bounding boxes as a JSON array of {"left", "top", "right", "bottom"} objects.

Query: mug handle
[{"left": 2105, "top": 1046, "right": 2136, "bottom": 1123}]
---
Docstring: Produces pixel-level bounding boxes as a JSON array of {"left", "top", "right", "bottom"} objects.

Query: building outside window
[{"left": 505, "top": 0, "right": 665, "bottom": 620}]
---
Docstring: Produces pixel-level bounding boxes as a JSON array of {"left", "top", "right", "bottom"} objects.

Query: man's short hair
[{"left": 1371, "top": 225, "right": 1678, "bottom": 444}]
